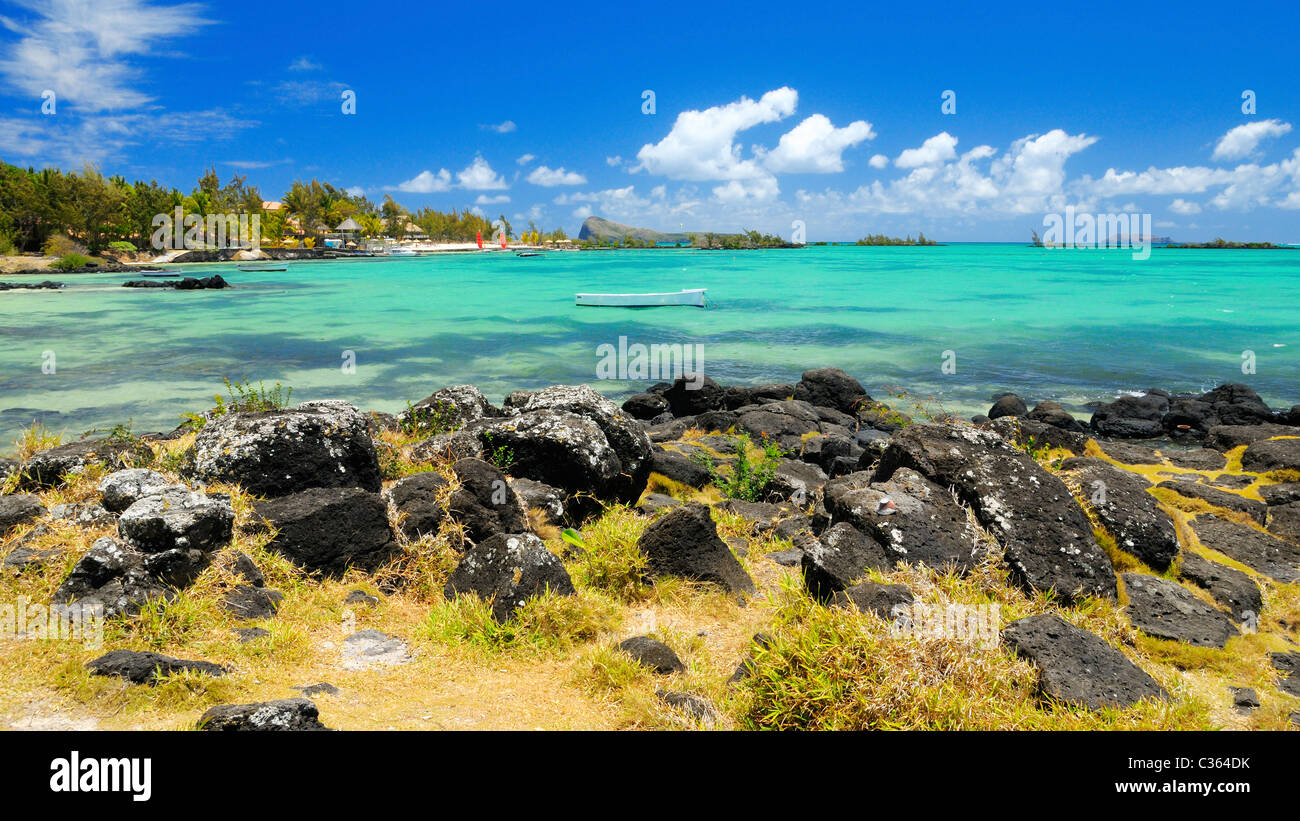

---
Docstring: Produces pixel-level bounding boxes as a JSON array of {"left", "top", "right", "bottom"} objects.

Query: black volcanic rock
[
  {"left": 88, "top": 649, "right": 225, "bottom": 685},
  {"left": 443, "top": 532, "right": 575, "bottom": 621},
  {"left": 801, "top": 522, "right": 890, "bottom": 599},
  {"left": 662, "top": 374, "right": 726, "bottom": 417},
  {"left": 1190, "top": 515, "right": 1300, "bottom": 582},
  {"left": 0, "top": 494, "right": 44, "bottom": 534},
  {"left": 446, "top": 458, "right": 529, "bottom": 545},
  {"left": 253, "top": 487, "right": 396, "bottom": 576},
  {"left": 793, "top": 368, "right": 867, "bottom": 414},
  {"left": 199, "top": 698, "right": 330, "bottom": 731},
  {"left": 384, "top": 471, "right": 449, "bottom": 541},
  {"left": 1122, "top": 573, "right": 1237, "bottom": 648},
  {"left": 618, "top": 636, "right": 685, "bottom": 674},
  {"left": 875, "top": 423, "right": 1115, "bottom": 602},
  {"left": 988, "top": 393, "right": 1027, "bottom": 419},
  {"left": 1002, "top": 613, "right": 1167, "bottom": 710},
  {"left": 183, "top": 400, "right": 382, "bottom": 497},
  {"left": 636, "top": 502, "right": 754, "bottom": 594},
  {"left": 1060, "top": 457, "right": 1179, "bottom": 570},
  {"left": 1089, "top": 393, "right": 1169, "bottom": 438},
  {"left": 1178, "top": 552, "right": 1262, "bottom": 623}
]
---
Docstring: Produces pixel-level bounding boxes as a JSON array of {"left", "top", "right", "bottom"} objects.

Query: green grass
[
  {"left": 694, "top": 432, "right": 784, "bottom": 502},
  {"left": 421, "top": 588, "right": 621, "bottom": 656},
  {"left": 564, "top": 505, "right": 653, "bottom": 602},
  {"left": 50, "top": 252, "right": 91, "bottom": 272}
]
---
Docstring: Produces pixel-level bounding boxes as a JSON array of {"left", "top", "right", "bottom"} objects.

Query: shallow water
[{"left": 1, "top": 244, "right": 1297, "bottom": 449}]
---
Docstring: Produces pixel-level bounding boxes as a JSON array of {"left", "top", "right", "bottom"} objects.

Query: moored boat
[
  {"left": 237, "top": 265, "right": 288, "bottom": 272},
  {"left": 575, "top": 288, "right": 707, "bottom": 307}
]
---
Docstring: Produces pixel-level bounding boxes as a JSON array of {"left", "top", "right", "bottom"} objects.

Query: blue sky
[{"left": 1, "top": 0, "right": 1298, "bottom": 241}]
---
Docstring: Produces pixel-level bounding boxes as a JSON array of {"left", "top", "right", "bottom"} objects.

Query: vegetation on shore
[
  {"left": 855, "top": 232, "right": 936, "bottom": 246},
  {"left": 0, "top": 159, "right": 566, "bottom": 256}
]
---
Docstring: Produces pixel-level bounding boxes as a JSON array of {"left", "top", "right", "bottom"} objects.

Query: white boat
[
  {"left": 575, "top": 288, "right": 707, "bottom": 307},
  {"left": 388, "top": 248, "right": 417, "bottom": 256}
]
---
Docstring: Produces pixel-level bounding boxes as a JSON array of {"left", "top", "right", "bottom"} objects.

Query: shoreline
[{"left": 3, "top": 371, "right": 1295, "bottom": 460}]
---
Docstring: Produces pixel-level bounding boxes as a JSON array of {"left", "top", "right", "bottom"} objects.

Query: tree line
[{"left": 0, "top": 159, "right": 564, "bottom": 255}]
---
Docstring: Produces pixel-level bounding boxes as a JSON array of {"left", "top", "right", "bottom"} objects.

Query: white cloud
[
  {"left": 482, "top": 120, "right": 517, "bottom": 133},
  {"left": 1078, "top": 148, "right": 1300, "bottom": 211},
  {"left": 345, "top": 186, "right": 366, "bottom": 197},
  {"left": 516, "top": 153, "right": 535, "bottom": 165},
  {"left": 266, "top": 79, "right": 348, "bottom": 107},
  {"left": 527, "top": 165, "right": 587, "bottom": 186},
  {"left": 573, "top": 205, "right": 592, "bottom": 219},
  {"left": 0, "top": 0, "right": 212, "bottom": 112},
  {"left": 868, "top": 153, "right": 889, "bottom": 169},
  {"left": 456, "top": 156, "right": 507, "bottom": 190},
  {"left": 0, "top": 109, "right": 255, "bottom": 166},
  {"left": 606, "top": 155, "right": 623, "bottom": 167},
  {"left": 895, "top": 132, "right": 959, "bottom": 168},
  {"left": 395, "top": 169, "right": 452, "bottom": 193},
  {"left": 223, "top": 157, "right": 292, "bottom": 170},
  {"left": 1211, "top": 119, "right": 1292, "bottom": 162},
  {"left": 288, "top": 56, "right": 322, "bottom": 71},
  {"left": 476, "top": 194, "right": 510, "bottom": 204},
  {"left": 395, "top": 157, "right": 507, "bottom": 192},
  {"left": 759, "top": 114, "right": 875, "bottom": 173},
  {"left": 796, "top": 129, "right": 1097, "bottom": 217},
  {"left": 712, "top": 177, "right": 779, "bottom": 203},
  {"left": 1169, "top": 198, "right": 1201, "bottom": 215},
  {"left": 635, "top": 87, "right": 797, "bottom": 186}
]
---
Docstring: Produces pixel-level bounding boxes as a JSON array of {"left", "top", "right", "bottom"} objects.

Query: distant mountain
[{"left": 577, "top": 216, "right": 691, "bottom": 245}]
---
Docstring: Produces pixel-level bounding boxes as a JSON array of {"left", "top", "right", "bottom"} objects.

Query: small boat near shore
[
  {"left": 575, "top": 288, "right": 707, "bottom": 307},
  {"left": 516, "top": 251, "right": 544, "bottom": 258},
  {"left": 237, "top": 264, "right": 288, "bottom": 272}
]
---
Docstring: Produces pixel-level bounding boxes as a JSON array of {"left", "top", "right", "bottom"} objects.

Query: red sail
[{"left": 476, "top": 230, "right": 483, "bottom": 249}]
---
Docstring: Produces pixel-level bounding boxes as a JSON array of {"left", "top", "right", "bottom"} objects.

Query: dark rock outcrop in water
[
  {"left": 1089, "top": 383, "right": 1294, "bottom": 439},
  {"left": 123, "top": 274, "right": 229, "bottom": 289},
  {"left": 0, "top": 280, "right": 63, "bottom": 290}
]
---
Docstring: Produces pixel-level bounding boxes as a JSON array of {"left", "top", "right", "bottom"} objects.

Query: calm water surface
[{"left": 1, "top": 244, "right": 1297, "bottom": 450}]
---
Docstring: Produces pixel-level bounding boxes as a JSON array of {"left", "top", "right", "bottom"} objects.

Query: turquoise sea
[{"left": 1, "top": 244, "right": 1297, "bottom": 451}]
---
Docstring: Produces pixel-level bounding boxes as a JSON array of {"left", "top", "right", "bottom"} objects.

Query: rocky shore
[{"left": 2, "top": 369, "right": 1298, "bottom": 730}]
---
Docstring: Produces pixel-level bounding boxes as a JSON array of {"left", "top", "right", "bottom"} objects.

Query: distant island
[
  {"left": 576, "top": 216, "right": 799, "bottom": 249},
  {"left": 855, "top": 232, "right": 937, "bottom": 246},
  {"left": 1165, "top": 238, "right": 1294, "bottom": 249}
]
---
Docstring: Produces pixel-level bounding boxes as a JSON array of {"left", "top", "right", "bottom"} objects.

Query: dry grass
[{"left": 2, "top": 427, "right": 1299, "bottom": 731}]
